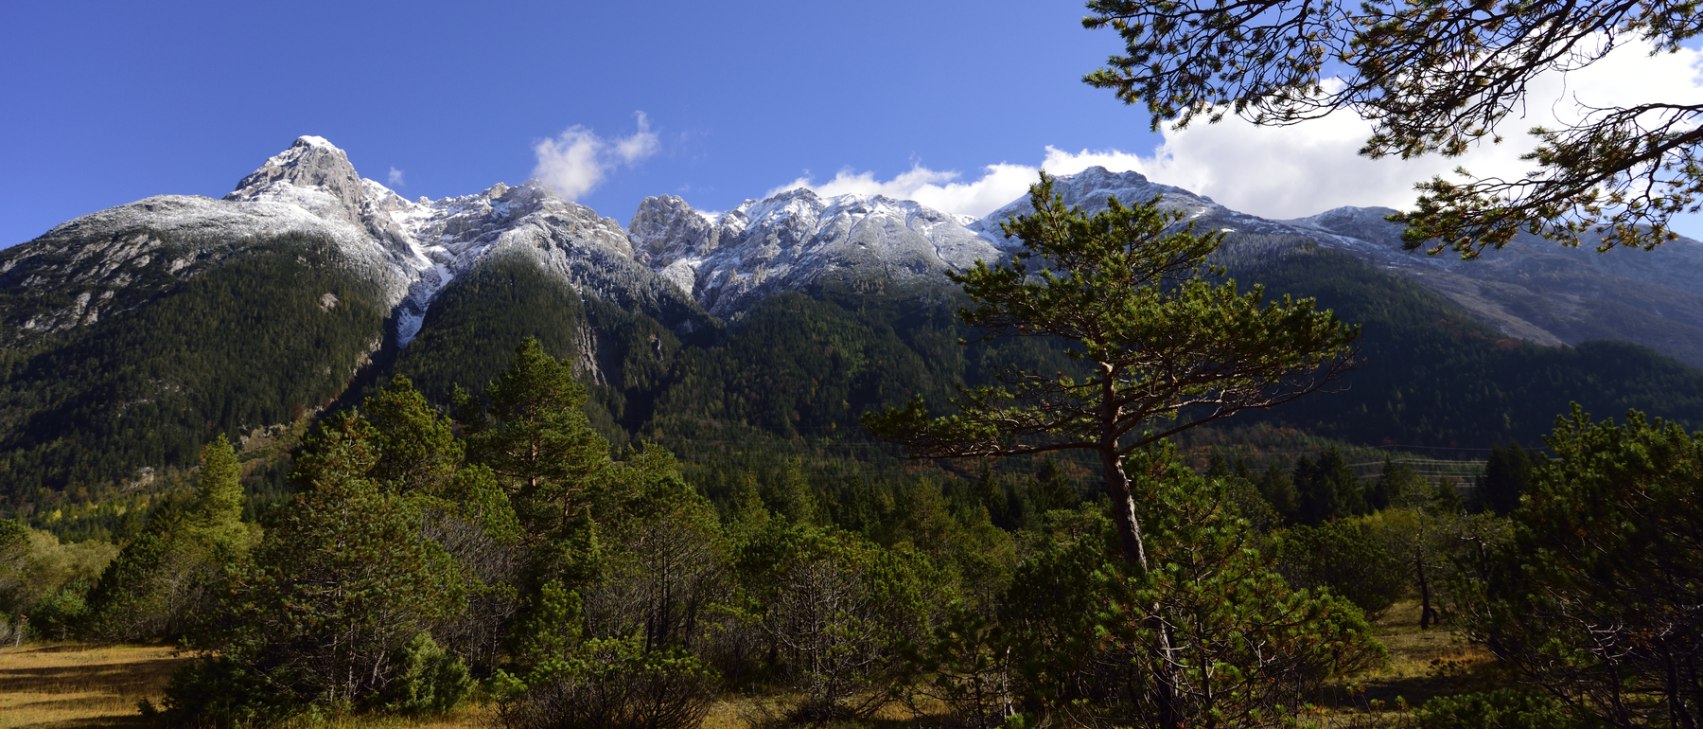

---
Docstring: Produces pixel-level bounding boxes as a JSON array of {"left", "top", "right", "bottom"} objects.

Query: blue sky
[{"left": 4, "top": 0, "right": 1700, "bottom": 247}]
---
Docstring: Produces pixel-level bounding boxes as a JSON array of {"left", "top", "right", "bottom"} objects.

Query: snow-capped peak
[
  {"left": 293, "top": 134, "right": 342, "bottom": 152},
  {"left": 628, "top": 186, "right": 1002, "bottom": 315},
  {"left": 226, "top": 135, "right": 368, "bottom": 228}
]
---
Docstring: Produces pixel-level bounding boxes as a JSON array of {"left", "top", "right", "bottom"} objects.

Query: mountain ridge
[
  {"left": 11, "top": 136, "right": 1703, "bottom": 499},
  {"left": 21, "top": 138, "right": 1703, "bottom": 369}
]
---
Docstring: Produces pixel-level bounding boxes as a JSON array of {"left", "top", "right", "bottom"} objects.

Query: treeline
[
  {"left": 3, "top": 340, "right": 1695, "bottom": 726},
  {"left": 15, "top": 244, "right": 1703, "bottom": 521}
]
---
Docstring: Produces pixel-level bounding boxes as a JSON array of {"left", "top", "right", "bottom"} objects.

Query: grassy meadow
[
  {"left": 0, "top": 601, "right": 1485, "bottom": 728},
  {"left": 0, "top": 644, "right": 181, "bottom": 729}
]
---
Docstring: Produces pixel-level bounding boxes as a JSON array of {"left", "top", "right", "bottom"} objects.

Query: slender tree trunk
[
  {"left": 1415, "top": 515, "right": 1439, "bottom": 629},
  {"left": 1103, "top": 449, "right": 1150, "bottom": 568},
  {"left": 1664, "top": 648, "right": 1698, "bottom": 729},
  {"left": 1101, "top": 446, "right": 1183, "bottom": 729},
  {"left": 1415, "top": 543, "right": 1436, "bottom": 630}
]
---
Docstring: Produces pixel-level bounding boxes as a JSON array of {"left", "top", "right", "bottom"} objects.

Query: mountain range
[{"left": 6, "top": 136, "right": 1703, "bottom": 501}]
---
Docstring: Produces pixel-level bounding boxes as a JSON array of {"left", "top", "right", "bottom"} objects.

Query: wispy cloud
[
  {"left": 532, "top": 112, "right": 661, "bottom": 200},
  {"left": 387, "top": 166, "right": 405, "bottom": 188}
]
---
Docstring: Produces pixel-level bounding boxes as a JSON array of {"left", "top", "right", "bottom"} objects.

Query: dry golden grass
[
  {"left": 0, "top": 603, "right": 1496, "bottom": 729},
  {"left": 273, "top": 705, "right": 495, "bottom": 728},
  {"left": 0, "top": 643, "right": 184, "bottom": 729},
  {"left": 700, "top": 693, "right": 937, "bottom": 729},
  {"left": 0, "top": 644, "right": 496, "bottom": 729},
  {"left": 1310, "top": 600, "right": 1500, "bottom": 727}
]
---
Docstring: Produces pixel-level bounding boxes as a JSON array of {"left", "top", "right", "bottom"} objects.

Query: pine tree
[
  {"left": 1474, "top": 408, "right": 1703, "bottom": 727},
  {"left": 363, "top": 376, "right": 464, "bottom": 497},
  {"left": 1084, "top": 0, "right": 1703, "bottom": 253},
  {"left": 85, "top": 436, "right": 252, "bottom": 642},
  {"left": 470, "top": 338, "right": 611, "bottom": 540},
  {"left": 868, "top": 176, "right": 1356, "bottom": 728},
  {"left": 166, "top": 413, "right": 468, "bottom": 721},
  {"left": 1476, "top": 443, "right": 1534, "bottom": 516}
]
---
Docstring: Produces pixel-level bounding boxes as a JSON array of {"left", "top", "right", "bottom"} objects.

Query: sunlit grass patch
[
  {"left": 1310, "top": 600, "right": 1501, "bottom": 726},
  {"left": 0, "top": 643, "right": 183, "bottom": 728}
]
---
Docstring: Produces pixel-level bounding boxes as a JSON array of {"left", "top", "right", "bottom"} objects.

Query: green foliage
[
  {"left": 584, "top": 446, "right": 730, "bottom": 652},
  {"left": 470, "top": 338, "right": 612, "bottom": 548},
  {"left": 1474, "top": 443, "right": 1534, "bottom": 516},
  {"left": 1415, "top": 688, "right": 1585, "bottom": 729},
  {"left": 380, "top": 632, "right": 473, "bottom": 716},
  {"left": 512, "top": 580, "right": 587, "bottom": 670},
  {"left": 166, "top": 412, "right": 468, "bottom": 724},
  {"left": 1275, "top": 517, "right": 1409, "bottom": 618},
  {"left": 0, "top": 519, "right": 115, "bottom": 641},
  {"left": 190, "top": 435, "right": 245, "bottom": 534},
  {"left": 1254, "top": 462, "right": 1300, "bottom": 522},
  {"left": 868, "top": 177, "right": 1360, "bottom": 729},
  {"left": 362, "top": 376, "right": 464, "bottom": 496},
  {"left": 914, "top": 605, "right": 1013, "bottom": 729},
  {"left": 26, "top": 584, "right": 89, "bottom": 640},
  {"left": 85, "top": 436, "right": 253, "bottom": 642},
  {"left": 494, "top": 634, "right": 718, "bottom": 729},
  {"left": 740, "top": 522, "right": 944, "bottom": 719},
  {"left": 1474, "top": 407, "right": 1703, "bottom": 727},
  {"left": 161, "top": 655, "right": 279, "bottom": 727},
  {"left": 1292, "top": 447, "right": 1367, "bottom": 525},
  {"left": 998, "top": 468, "right": 1384, "bottom": 728},
  {"left": 0, "top": 235, "right": 388, "bottom": 500},
  {"left": 1084, "top": 0, "right": 1703, "bottom": 252}
]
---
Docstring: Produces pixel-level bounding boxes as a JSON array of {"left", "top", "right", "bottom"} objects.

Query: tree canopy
[
  {"left": 867, "top": 175, "right": 1356, "bottom": 469},
  {"left": 1083, "top": 0, "right": 1703, "bottom": 255},
  {"left": 868, "top": 177, "right": 1359, "bottom": 728},
  {"left": 1474, "top": 407, "right": 1703, "bottom": 727}
]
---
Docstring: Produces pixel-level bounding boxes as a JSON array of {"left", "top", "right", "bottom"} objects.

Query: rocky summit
[{"left": 11, "top": 137, "right": 1703, "bottom": 367}]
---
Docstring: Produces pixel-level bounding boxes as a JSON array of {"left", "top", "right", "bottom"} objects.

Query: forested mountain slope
[{"left": 8, "top": 139, "right": 1703, "bottom": 506}]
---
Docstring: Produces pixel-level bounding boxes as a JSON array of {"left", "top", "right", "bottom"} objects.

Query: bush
[
  {"left": 382, "top": 633, "right": 472, "bottom": 715},
  {"left": 741, "top": 523, "right": 940, "bottom": 718},
  {"left": 1416, "top": 689, "right": 1584, "bottom": 729},
  {"left": 28, "top": 584, "right": 90, "bottom": 640},
  {"left": 161, "top": 656, "right": 289, "bottom": 727},
  {"left": 1471, "top": 408, "right": 1703, "bottom": 726},
  {"left": 999, "top": 475, "right": 1384, "bottom": 728},
  {"left": 1275, "top": 517, "right": 1409, "bottom": 618},
  {"left": 496, "top": 635, "right": 718, "bottom": 729}
]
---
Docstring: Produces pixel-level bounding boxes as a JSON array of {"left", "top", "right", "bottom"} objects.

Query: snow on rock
[
  {"left": 9, "top": 137, "right": 686, "bottom": 346},
  {"left": 629, "top": 188, "right": 1002, "bottom": 316},
  {"left": 22, "top": 144, "right": 1330, "bottom": 347}
]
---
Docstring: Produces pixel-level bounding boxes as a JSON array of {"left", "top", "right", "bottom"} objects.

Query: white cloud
[
  {"left": 387, "top": 166, "right": 406, "bottom": 187},
  {"left": 1142, "top": 36, "right": 1703, "bottom": 218},
  {"left": 532, "top": 112, "right": 661, "bottom": 201},
  {"left": 614, "top": 112, "right": 660, "bottom": 163},
  {"left": 768, "top": 163, "right": 1041, "bottom": 219},
  {"left": 777, "top": 36, "right": 1703, "bottom": 221}
]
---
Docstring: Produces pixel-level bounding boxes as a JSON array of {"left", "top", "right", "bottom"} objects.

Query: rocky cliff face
[{"left": 629, "top": 188, "right": 1002, "bottom": 315}]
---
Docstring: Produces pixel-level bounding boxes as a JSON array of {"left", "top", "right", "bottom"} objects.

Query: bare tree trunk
[
  {"left": 1415, "top": 514, "right": 1439, "bottom": 630},
  {"left": 1102, "top": 447, "right": 1183, "bottom": 729},
  {"left": 1665, "top": 648, "right": 1699, "bottom": 729},
  {"left": 1415, "top": 542, "right": 1437, "bottom": 630}
]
